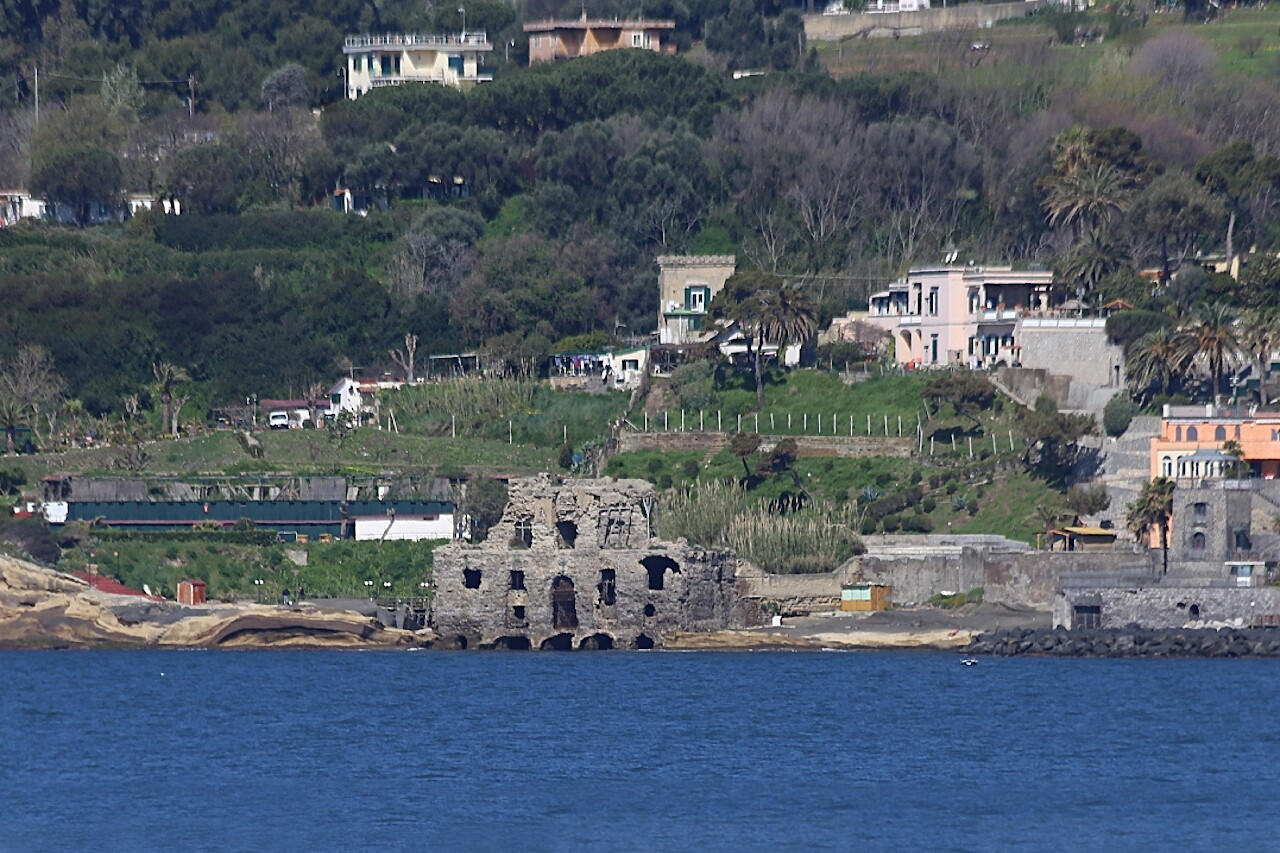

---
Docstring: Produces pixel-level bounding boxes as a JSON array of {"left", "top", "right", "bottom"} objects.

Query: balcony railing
[{"left": 345, "top": 33, "right": 493, "bottom": 49}]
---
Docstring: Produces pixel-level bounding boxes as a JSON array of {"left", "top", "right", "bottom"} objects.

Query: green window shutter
[{"left": 684, "top": 286, "right": 692, "bottom": 309}]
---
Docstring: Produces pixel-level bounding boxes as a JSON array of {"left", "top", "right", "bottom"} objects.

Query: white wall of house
[{"left": 354, "top": 514, "right": 453, "bottom": 540}]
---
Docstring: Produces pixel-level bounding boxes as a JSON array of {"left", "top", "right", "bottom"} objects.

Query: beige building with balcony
[
  {"left": 656, "top": 255, "right": 737, "bottom": 346},
  {"left": 342, "top": 33, "right": 493, "bottom": 98},
  {"left": 524, "top": 17, "right": 676, "bottom": 65},
  {"left": 866, "top": 266, "right": 1054, "bottom": 367}
]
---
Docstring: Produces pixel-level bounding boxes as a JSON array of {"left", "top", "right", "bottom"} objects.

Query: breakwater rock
[{"left": 968, "top": 627, "right": 1280, "bottom": 658}]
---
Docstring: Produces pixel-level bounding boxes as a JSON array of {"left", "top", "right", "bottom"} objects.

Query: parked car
[{"left": 268, "top": 411, "right": 290, "bottom": 430}]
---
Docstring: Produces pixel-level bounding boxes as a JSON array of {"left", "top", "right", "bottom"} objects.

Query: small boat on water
[{"left": 961, "top": 658, "right": 979, "bottom": 666}]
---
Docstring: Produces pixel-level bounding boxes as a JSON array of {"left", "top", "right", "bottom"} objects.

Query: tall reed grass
[{"left": 659, "top": 481, "right": 864, "bottom": 573}]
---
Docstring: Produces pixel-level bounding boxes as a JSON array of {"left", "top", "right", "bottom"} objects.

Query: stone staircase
[{"left": 1082, "top": 415, "right": 1161, "bottom": 528}]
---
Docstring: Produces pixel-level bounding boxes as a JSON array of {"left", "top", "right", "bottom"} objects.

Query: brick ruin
[{"left": 431, "top": 475, "right": 741, "bottom": 649}]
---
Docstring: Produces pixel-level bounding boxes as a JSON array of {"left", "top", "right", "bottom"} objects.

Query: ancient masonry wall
[
  {"left": 432, "top": 475, "right": 741, "bottom": 649},
  {"left": 804, "top": 1, "right": 1044, "bottom": 40}
]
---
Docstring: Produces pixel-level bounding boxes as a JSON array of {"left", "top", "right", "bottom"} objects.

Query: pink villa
[{"left": 866, "top": 266, "right": 1055, "bottom": 368}]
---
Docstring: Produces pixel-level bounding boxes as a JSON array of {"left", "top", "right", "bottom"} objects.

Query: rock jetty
[{"left": 968, "top": 627, "right": 1280, "bottom": 658}]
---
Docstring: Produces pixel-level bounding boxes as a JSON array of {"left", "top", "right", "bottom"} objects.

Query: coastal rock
[{"left": 0, "top": 554, "right": 428, "bottom": 650}]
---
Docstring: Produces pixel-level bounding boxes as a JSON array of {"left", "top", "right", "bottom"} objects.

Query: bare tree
[
  {"left": 390, "top": 333, "right": 420, "bottom": 383},
  {"left": 1130, "top": 32, "right": 1217, "bottom": 106},
  {"left": 0, "top": 344, "right": 65, "bottom": 452}
]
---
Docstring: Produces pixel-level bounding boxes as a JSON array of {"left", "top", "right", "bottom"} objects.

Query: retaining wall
[{"left": 805, "top": 1, "right": 1044, "bottom": 40}]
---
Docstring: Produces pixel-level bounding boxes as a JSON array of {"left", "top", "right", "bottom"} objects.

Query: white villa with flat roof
[{"left": 342, "top": 33, "right": 494, "bottom": 98}]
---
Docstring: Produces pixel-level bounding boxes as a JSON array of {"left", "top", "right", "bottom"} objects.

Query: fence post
[
  {"left": 770, "top": 413, "right": 775, "bottom": 431},
  {"left": 968, "top": 436, "right": 973, "bottom": 458},
  {"left": 700, "top": 410, "right": 704, "bottom": 431},
  {"left": 1009, "top": 430, "right": 1015, "bottom": 452},
  {"left": 867, "top": 415, "right": 871, "bottom": 435},
  {"left": 718, "top": 410, "right": 722, "bottom": 431},
  {"left": 930, "top": 436, "right": 935, "bottom": 455},
  {"left": 849, "top": 415, "right": 853, "bottom": 437},
  {"left": 833, "top": 413, "right": 836, "bottom": 435},
  {"left": 897, "top": 415, "right": 902, "bottom": 437},
  {"left": 754, "top": 413, "right": 759, "bottom": 432},
  {"left": 803, "top": 413, "right": 808, "bottom": 432},
  {"left": 952, "top": 434, "right": 956, "bottom": 453},
  {"left": 664, "top": 411, "right": 668, "bottom": 431},
  {"left": 993, "top": 434, "right": 998, "bottom": 454},
  {"left": 737, "top": 413, "right": 742, "bottom": 431},
  {"left": 644, "top": 412, "right": 649, "bottom": 432},
  {"left": 788, "top": 413, "right": 792, "bottom": 431},
  {"left": 681, "top": 409, "right": 685, "bottom": 432},
  {"left": 817, "top": 413, "right": 821, "bottom": 434},
  {"left": 884, "top": 414, "right": 889, "bottom": 436},
  {"left": 508, "top": 420, "right": 513, "bottom": 444},
  {"left": 451, "top": 414, "right": 456, "bottom": 438}
]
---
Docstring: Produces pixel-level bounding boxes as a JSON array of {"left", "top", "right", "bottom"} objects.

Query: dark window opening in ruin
[
  {"left": 634, "top": 634, "right": 655, "bottom": 650},
  {"left": 551, "top": 575, "right": 579, "bottom": 631},
  {"left": 513, "top": 605, "right": 526, "bottom": 621},
  {"left": 513, "top": 519, "right": 533, "bottom": 549},
  {"left": 453, "top": 634, "right": 469, "bottom": 650},
  {"left": 644, "top": 603, "right": 656, "bottom": 618},
  {"left": 494, "top": 635, "right": 531, "bottom": 650},
  {"left": 1190, "top": 604, "right": 1201, "bottom": 619},
  {"left": 509, "top": 570, "right": 525, "bottom": 590},
  {"left": 556, "top": 520, "right": 578, "bottom": 549},
  {"left": 1073, "top": 605, "right": 1102, "bottom": 630},
  {"left": 641, "top": 555, "right": 680, "bottom": 591},
  {"left": 578, "top": 633, "right": 615, "bottom": 650},
  {"left": 1191, "top": 532, "right": 1206, "bottom": 551},
  {"left": 1176, "top": 601, "right": 1187, "bottom": 609},
  {"left": 1234, "top": 528, "right": 1252, "bottom": 551},
  {"left": 598, "top": 569, "right": 617, "bottom": 607},
  {"left": 463, "top": 568, "right": 482, "bottom": 589},
  {"left": 540, "top": 632, "right": 574, "bottom": 651},
  {"left": 1193, "top": 503, "right": 1208, "bottom": 521}
]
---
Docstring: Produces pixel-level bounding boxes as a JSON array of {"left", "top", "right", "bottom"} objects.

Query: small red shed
[{"left": 177, "top": 578, "right": 207, "bottom": 605}]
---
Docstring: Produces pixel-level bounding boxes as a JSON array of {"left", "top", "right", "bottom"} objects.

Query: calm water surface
[{"left": 3, "top": 650, "right": 1277, "bottom": 852}]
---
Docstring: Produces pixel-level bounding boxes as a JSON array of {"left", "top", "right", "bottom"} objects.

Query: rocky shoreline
[{"left": 967, "top": 627, "right": 1280, "bottom": 658}]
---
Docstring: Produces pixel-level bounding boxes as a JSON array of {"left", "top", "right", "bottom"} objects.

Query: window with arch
[
  {"left": 1215, "top": 426, "right": 1226, "bottom": 441},
  {"left": 1186, "top": 426, "right": 1198, "bottom": 441},
  {"left": 1176, "top": 426, "right": 1183, "bottom": 441},
  {"left": 1160, "top": 456, "right": 1173, "bottom": 477},
  {"left": 1191, "top": 532, "right": 1206, "bottom": 551}
]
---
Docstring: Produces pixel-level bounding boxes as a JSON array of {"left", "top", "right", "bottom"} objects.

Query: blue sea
[{"left": 3, "top": 649, "right": 1278, "bottom": 852}]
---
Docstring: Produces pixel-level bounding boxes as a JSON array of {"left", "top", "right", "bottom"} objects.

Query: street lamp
[
  {"left": 254, "top": 578, "right": 264, "bottom": 603},
  {"left": 458, "top": 6, "right": 466, "bottom": 36},
  {"left": 364, "top": 579, "right": 374, "bottom": 599}
]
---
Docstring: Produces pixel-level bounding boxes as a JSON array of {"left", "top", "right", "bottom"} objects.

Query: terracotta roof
[{"left": 72, "top": 571, "right": 165, "bottom": 600}]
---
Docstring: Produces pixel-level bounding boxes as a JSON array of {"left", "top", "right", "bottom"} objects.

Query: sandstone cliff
[{"left": 0, "top": 555, "right": 429, "bottom": 650}]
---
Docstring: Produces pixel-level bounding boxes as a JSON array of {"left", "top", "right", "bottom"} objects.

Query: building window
[
  {"left": 1186, "top": 426, "right": 1198, "bottom": 441},
  {"left": 622, "top": 359, "right": 639, "bottom": 371},
  {"left": 632, "top": 33, "right": 643, "bottom": 46},
  {"left": 927, "top": 287, "right": 939, "bottom": 316},
  {"left": 1215, "top": 425, "right": 1227, "bottom": 441},
  {"left": 1160, "top": 456, "right": 1173, "bottom": 477},
  {"left": 1193, "top": 502, "right": 1207, "bottom": 521},
  {"left": 1074, "top": 605, "right": 1102, "bottom": 629},
  {"left": 509, "top": 570, "right": 525, "bottom": 590},
  {"left": 1191, "top": 532, "right": 1206, "bottom": 551},
  {"left": 353, "top": 56, "right": 363, "bottom": 72},
  {"left": 685, "top": 285, "right": 709, "bottom": 312},
  {"left": 1176, "top": 426, "right": 1182, "bottom": 441}
]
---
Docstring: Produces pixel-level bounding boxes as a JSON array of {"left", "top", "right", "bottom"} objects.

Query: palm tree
[
  {"left": 758, "top": 284, "right": 817, "bottom": 399},
  {"left": 1060, "top": 229, "right": 1132, "bottom": 295},
  {"left": 1126, "top": 327, "right": 1194, "bottom": 403},
  {"left": 1045, "top": 160, "right": 1132, "bottom": 236},
  {"left": 1177, "top": 302, "right": 1241, "bottom": 405},
  {"left": 1237, "top": 308, "right": 1278, "bottom": 403},
  {"left": 1125, "top": 476, "right": 1175, "bottom": 575},
  {"left": 152, "top": 361, "right": 190, "bottom": 437}
]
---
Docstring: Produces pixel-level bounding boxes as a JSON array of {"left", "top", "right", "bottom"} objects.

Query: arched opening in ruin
[
  {"left": 493, "top": 635, "right": 531, "bottom": 650},
  {"left": 641, "top": 555, "right": 681, "bottom": 591},
  {"left": 450, "top": 634, "right": 469, "bottom": 650},
  {"left": 578, "top": 633, "right": 614, "bottom": 650},
  {"left": 463, "top": 569, "right": 482, "bottom": 589},
  {"left": 644, "top": 603, "right": 656, "bottom": 617},
  {"left": 551, "top": 575, "right": 579, "bottom": 631},
  {"left": 1190, "top": 604, "right": 1201, "bottom": 619},
  {"left": 634, "top": 634, "right": 655, "bottom": 650},
  {"left": 540, "top": 632, "right": 574, "bottom": 651},
  {"left": 556, "top": 520, "right": 578, "bottom": 549}
]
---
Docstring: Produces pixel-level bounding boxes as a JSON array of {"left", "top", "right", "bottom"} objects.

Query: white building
[{"left": 342, "top": 33, "right": 494, "bottom": 98}]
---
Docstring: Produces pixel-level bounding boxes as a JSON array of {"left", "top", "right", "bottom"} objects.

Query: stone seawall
[
  {"left": 969, "top": 626, "right": 1280, "bottom": 657},
  {"left": 804, "top": 1, "right": 1044, "bottom": 40}
]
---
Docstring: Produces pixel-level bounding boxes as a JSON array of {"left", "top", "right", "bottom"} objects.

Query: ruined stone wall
[
  {"left": 1054, "top": 585, "right": 1280, "bottom": 630},
  {"left": 983, "top": 551, "right": 1148, "bottom": 610},
  {"left": 804, "top": 1, "right": 1044, "bottom": 40},
  {"left": 432, "top": 543, "right": 738, "bottom": 648},
  {"left": 616, "top": 431, "right": 912, "bottom": 458},
  {"left": 434, "top": 475, "right": 739, "bottom": 648},
  {"left": 858, "top": 549, "right": 986, "bottom": 605}
]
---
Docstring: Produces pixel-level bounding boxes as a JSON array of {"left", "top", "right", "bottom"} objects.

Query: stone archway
[
  {"left": 551, "top": 575, "right": 579, "bottom": 631},
  {"left": 540, "top": 633, "right": 574, "bottom": 651}
]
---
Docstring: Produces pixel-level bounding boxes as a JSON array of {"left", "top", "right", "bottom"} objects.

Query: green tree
[
  {"left": 1019, "top": 396, "right": 1096, "bottom": 485},
  {"left": 464, "top": 476, "right": 508, "bottom": 542},
  {"left": 30, "top": 145, "right": 123, "bottom": 225},
  {"left": 924, "top": 371, "right": 996, "bottom": 428},
  {"left": 709, "top": 271, "right": 770, "bottom": 409},
  {"left": 1177, "top": 302, "right": 1240, "bottom": 405},
  {"left": 1065, "top": 483, "right": 1112, "bottom": 518},
  {"left": 1196, "top": 141, "right": 1280, "bottom": 263},
  {"left": 152, "top": 361, "right": 190, "bottom": 437},
  {"left": 1126, "top": 171, "right": 1222, "bottom": 282},
  {"left": 166, "top": 144, "right": 250, "bottom": 214},
  {"left": 1125, "top": 476, "right": 1175, "bottom": 574},
  {"left": 1125, "top": 328, "right": 1193, "bottom": 403},
  {"left": 1045, "top": 160, "right": 1132, "bottom": 236},
  {"left": 758, "top": 284, "right": 816, "bottom": 368},
  {"left": 729, "top": 431, "right": 762, "bottom": 479}
]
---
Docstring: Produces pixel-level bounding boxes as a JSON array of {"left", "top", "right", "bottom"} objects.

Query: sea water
[{"left": 3, "top": 649, "right": 1278, "bottom": 852}]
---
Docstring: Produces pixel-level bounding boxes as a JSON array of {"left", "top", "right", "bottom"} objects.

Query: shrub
[
  {"left": 658, "top": 473, "right": 673, "bottom": 489},
  {"left": 922, "top": 497, "right": 937, "bottom": 513},
  {"left": 881, "top": 514, "right": 901, "bottom": 532},
  {"left": 900, "top": 513, "right": 934, "bottom": 533},
  {"left": 647, "top": 457, "right": 664, "bottom": 474},
  {"left": 1102, "top": 395, "right": 1138, "bottom": 437},
  {"left": 681, "top": 459, "right": 700, "bottom": 479}
]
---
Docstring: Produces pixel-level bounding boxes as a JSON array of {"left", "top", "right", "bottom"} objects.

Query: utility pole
[
  {"left": 187, "top": 76, "right": 196, "bottom": 117},
  {"left": 33, "top": 65, "right": 38, "bottom": 129}
]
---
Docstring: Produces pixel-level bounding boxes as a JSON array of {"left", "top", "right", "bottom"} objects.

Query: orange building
[
  {"left": 523, "top": 16, "right": 675, "bottom": 65},
  {"left": 1150, "top": 404, "right": 1280, "bottom": 480},
  {"left": 177, "top": 578, "right": 207, "bottom": 606}
]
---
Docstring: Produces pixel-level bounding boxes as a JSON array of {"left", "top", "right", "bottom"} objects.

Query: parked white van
[{"left": 268, "top": 411, "right": 290, "bottom": 430}]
